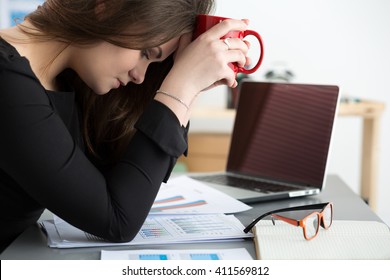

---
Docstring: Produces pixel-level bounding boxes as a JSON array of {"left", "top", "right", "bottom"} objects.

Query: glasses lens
[
  {"left": 322, "top": 204, "right": 333, "bottom": 228},
  {"left": 305, "top": 213, "right": 319, "bottom": 239}
]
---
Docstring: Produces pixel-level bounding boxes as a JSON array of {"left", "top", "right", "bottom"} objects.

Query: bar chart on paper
[
  {"left": 150, "top": 176, "right": 251, "bottom": 214},
  {"left": 138, "top": 219, "right": 171, "bottom": 239},
  {"left": 137, "top": 253, "right": 219, "bottom": 260},
  {"left": 101, "top": 248, "right": 254, "bottom": 260},
  {"left": 150, "top": 195, "right": 207, "bottom": 213}
]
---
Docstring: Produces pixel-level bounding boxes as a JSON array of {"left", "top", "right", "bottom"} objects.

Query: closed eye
[
  {"left": 141, "top": 49, "right": 150, "bottom": 60},
  {"left": 141, "top": 47, "right": 163, "bottom": 61}
]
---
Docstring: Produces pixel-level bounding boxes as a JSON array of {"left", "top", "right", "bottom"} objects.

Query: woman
[{"left": 0, "top": 0, "right": 250, "bottom": 252}]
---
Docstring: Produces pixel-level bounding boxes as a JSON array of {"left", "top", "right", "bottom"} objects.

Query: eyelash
[{"left": 141, "top": 49, "right": 150, "bottom": 60}]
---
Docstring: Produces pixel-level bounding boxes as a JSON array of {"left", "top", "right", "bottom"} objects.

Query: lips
[{"left": 118, "top": 79, "right": 125, "bottom": 86}]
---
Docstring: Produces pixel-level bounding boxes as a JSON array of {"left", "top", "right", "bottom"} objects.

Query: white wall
[{"left": 196, "top": 0, "right": 390, "bottom": 225}]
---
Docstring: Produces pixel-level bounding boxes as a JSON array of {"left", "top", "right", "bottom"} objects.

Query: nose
[{"left": 130, "top": 62, "right": 148, "bottom": 84}]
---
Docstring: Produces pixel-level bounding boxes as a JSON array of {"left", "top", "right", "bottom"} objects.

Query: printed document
[
  {"left": 41, "top": 214, "right": 252, "bottom": 248},
  {"left": 40, "top": 176, "right": 252, "bottom": 248},
  {"left": 100, "top": 248, "right": 253, "bottom": 260},
  {"left": 152, "top": 176, "right": 251, "bottom": 214}
]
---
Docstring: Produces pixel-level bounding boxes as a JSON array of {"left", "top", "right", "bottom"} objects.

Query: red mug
[{"left": 193, "top": 14, "right": 264, "bottom": 74}]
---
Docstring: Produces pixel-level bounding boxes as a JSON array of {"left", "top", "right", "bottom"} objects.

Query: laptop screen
[{"left": 227, "top": 82, "right": 339, "bottom": 187}]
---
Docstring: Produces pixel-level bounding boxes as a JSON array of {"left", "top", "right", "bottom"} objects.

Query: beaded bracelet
[{"left": 156, "top": 90, "right": 190, "bottom": 110}]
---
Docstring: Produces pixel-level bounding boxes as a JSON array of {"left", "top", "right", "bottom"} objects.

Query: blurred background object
[{"left": 264, "top": 61, "right": 295, "bottom": 82}]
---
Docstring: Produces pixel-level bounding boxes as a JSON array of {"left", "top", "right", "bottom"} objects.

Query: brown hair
[{"left": 22, "top": 0, "right": 215, "bottom": 164}]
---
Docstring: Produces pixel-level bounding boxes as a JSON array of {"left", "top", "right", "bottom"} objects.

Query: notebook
[
  {"left": 253, "top": 220, "right": 390, "bottom": 259},
  {"left": 191, "top": 81, "right": 340, "bottom": 203}
]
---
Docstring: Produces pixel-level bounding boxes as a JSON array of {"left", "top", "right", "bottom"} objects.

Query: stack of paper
[
  {"left": 253, "top": 220, "right": 390, "bottom": 259},
  {"left": 42, "top": 213, "right": 251, "bottom": 248},
  {"left": 41, "top": 176, "right": 253, "bottom": 248}
]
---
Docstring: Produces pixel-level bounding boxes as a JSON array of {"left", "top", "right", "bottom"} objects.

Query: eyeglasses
[{"left": 243, "top": 202, "right": 333, "bottom": 240}]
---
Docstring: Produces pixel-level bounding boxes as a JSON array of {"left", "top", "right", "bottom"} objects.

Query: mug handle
[{"left": 237, "top": 30, "right": 264, "bottom": 74}]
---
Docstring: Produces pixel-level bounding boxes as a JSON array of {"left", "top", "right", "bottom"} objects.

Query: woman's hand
[
  {"left": 161, "top": 19, "right": 250, "bottom": 97},
  {"left": 156, "top": 19, "right": 250, "bottom": 125}
]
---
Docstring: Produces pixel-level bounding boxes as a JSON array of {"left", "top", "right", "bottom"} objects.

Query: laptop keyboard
[{"left": 193, "top": 174, "right": 303, "bottom": 194}]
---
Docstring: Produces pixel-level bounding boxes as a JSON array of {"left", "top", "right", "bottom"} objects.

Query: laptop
[{"left": 191, "top": 81, "right": 340, "bottom": 203}]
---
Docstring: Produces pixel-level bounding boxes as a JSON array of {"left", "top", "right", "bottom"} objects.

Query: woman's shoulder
[
  {"left": 0, "top": 37, "right": 38, "bottom": 82},
  {"left": 0, "top": 36, "right": 18, "bottom": 62}
]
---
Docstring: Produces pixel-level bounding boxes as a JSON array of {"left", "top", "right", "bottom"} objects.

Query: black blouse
[{"left": 0, "top": 37, "right": 188, "bottom": 252}]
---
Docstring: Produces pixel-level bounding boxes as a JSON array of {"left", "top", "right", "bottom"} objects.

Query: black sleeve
[{"left": 0, "top": 62, "right": 188, "bottom": 242}]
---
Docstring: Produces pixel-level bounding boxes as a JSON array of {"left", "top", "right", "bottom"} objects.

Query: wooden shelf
[{"left": 338, "top": 100, "right": 385, "bottom": 118}]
